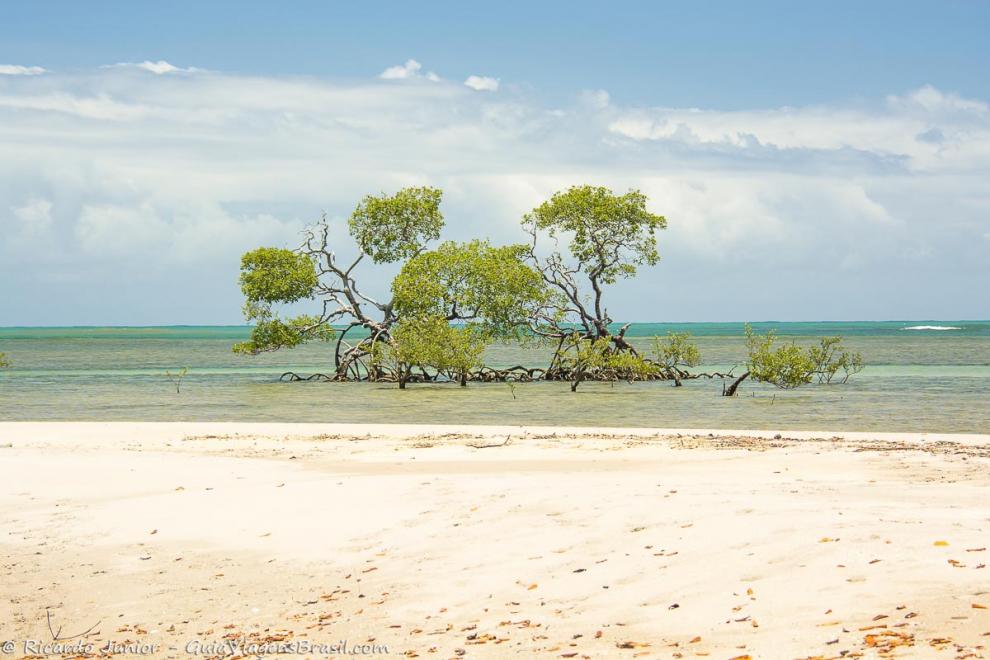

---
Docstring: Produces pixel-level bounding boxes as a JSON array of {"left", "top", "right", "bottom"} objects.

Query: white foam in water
[{"left": 901, "top": 325, "right": 962, "bottom": 331}]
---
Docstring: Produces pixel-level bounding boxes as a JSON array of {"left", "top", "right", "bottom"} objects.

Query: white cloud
[
  {"left": 464, "top": 75, "right": 499, "bottom": 92},
  {"left": 0, "top": 65, "right": 987, "bottom": 323},
  {"left": 380, "top": 59, "right": 420, "bottom": 79},
  {"left": 13, "top": 199, "right": 53, "bottom": 230},
  {"left": 0, "top": 64, "right": 46, "bottom": 75},
  {"left": 603, "top": 87, "right": 990, "bottom": 173},
  {"left": 138, "top": 60, "right": 181, "bottom": 74},
  {"left": 890, "top": 84, "right": 988, "bottom": 114},
  {"left": 76, "top": 202, "right": 169, "bottom": 255},
  {"left": 3, "top": 199, "right": 54, "bottom": 252},
  {"left": 580, "top": 89, "right": 610, "bottom": 109},
  {"left": 106, "top": 60, "right": 200, "bottom": 74},
  {"left": 0, "top": 91, "right": 151, "bottom": 121},
  {"left": 380, "top": 59, "right": 440, "bottom": 82},
  {"left": 73, "top": 201, "right": 296, "bottom": 262}
]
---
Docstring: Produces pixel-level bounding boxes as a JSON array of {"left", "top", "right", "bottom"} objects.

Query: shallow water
[{"left": 1, "top": 323, "right": 988, "bottom": 432}]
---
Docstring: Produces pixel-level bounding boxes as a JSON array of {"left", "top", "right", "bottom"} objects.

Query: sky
[{"left": 1, "top": 1, "right": 989, "bottom": 324}]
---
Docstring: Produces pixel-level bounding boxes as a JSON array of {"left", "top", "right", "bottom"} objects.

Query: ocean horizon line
[{"left": 2, "top": 319, "right": 988, "bottom": 330}]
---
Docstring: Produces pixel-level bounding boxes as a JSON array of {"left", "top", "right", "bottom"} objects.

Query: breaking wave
[{"left": 901, "top": 325, "right": 962, "bottom": 331}]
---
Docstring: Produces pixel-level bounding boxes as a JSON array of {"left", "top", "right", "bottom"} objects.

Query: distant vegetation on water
[{"left": 235, "top": 185, "right": 863, "bottom": 395}]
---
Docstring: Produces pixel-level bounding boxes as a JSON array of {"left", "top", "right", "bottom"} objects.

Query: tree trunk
[
  {"left": 611, "top": 333, "right": 635, "bottom": 353},
  {"left": 398, "top": 363, "right": 408, "bottom": 390},
  {"left": 570, "top": 369, "right": 583, "bottom": 392},
  {"left": 545, "top": 334, "right": 569, "bottom": 378},
  {"left": 723, "top": 371, "right": 750, "bottom": 396},
  {"left": 459, "top": 371, "right": 467, "bottom": 387},
  {"left": 333, "top": 323, "right": 357, "bottom": 376}
]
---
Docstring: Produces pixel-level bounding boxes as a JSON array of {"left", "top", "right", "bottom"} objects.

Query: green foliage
[
  {"left": 349, "top": 186, "right": 444, "bottom": 263},
  {"left": 0, "top": 352, "right": 10, "bottom": 368},
  {"left": 392, "top": 240, "right": 547, "bottom": 338},
  {"left": 840, "top": 351, "right": 865, "bottom": 382},
  {"left": 373, "top": 316, "right": 487, "bottom": 384},
  {"left": 652, "top": 332, "right": 701, "bottom": 371},
  {"left": 744, "top": 324, "right": 816, "bottom": 389},
  {"left": 235, "top": 248, "right": 331, "bottom": 354},
  {"left": 233, "top": 315, "right": 335, "bottom": 355},
  {"left": 239, "top": 248, "right": 317, "bottom": 307},
  {"left": 739, "top": 326, "right": 866, "bottom": 392},
  {"left": 808, "top": 336, "right": 865, "bottom": 384},
  {"left": 523, "top": 185, "right": 667, "bottom": 285},
  {"left": 563, "top": 336, "right": 657, "bottom": 390}
]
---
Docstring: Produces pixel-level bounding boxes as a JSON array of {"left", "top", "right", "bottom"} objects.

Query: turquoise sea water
[{"left": 0, "top": 322, "right": 988, "bottom": 432}]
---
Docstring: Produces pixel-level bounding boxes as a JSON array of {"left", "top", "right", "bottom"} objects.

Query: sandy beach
[{"left": 1, "top": 422, "right": 988, "bottom": 659}]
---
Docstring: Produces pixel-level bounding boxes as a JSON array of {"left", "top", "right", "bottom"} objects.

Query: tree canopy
[
  {"left": 722, "top": 326, "right": 866, "bottom": 395},
  {"left": 233, "top": 187, "right": 448, "bottom": 365},
  {"left": 234, "top": 187, "right": 552, "bottom": 383},
  {"left": 808, "top": 336, "right": 865, "bottom": 384},
  {"left": 522, "top": 185, "right": 667, "bottom": 342},
  {"left": 233, "top": 184, "right": 864, "bottom": 393},
  {"left": 232, "top": 248, "right": 331, "bottom": 355},
  {"left": 393, "top": 240, "right": 547, "bottom": 339},
  {"left": 745, "top": 325, "right": 816, "bottom": 389},
  {"left": 562, "top": 335, "right": 657, "bottom": 391},
  {"left": 374, "top": 316, "right": 488, "bottom": 388},
  {"left": 239, "top": 247, "right": 318, "bottom": 306},
  {"left": 348, "top": 186, "right": 443, "bottom": 263},
  {"left": 653, "top": 332, "right": 702, "bottom": 386}
]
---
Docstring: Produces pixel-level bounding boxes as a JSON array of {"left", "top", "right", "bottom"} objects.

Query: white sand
[{"left": 1, "top": 422, "right": 989, "bottom": 659}]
